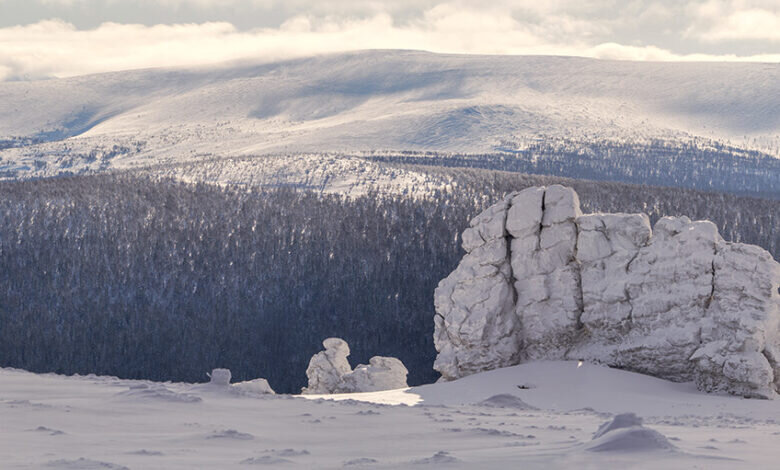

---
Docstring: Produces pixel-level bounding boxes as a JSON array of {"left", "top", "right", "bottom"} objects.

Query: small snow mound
[
  {"left": 477, "top": 394, "right": 537, "bottom": 410},
  {"left": 45, "top": 458, "right": 129, "bottom": 469},
  {"left": 270, "top": 449, "right": 310, "bottom": 457},
  {"left": 207, "top": 429, "right": 254, "bottom": 440},
  {"left": 240, "top": 456, "right": 292, "bottom": 465},
  {"left": 411, "top": 451, "right": 460, "bottom": 465},
  {"left": 208, "top": 368, "right": 232, "bottom": 386},
  {"left": 592, "top": 412, "right": 644, "bottom": 438},
  {"left": 33, "top": 426, "right": 65, "bottom": 435},
  {"left": 126, "top": 449, "right": 164, "bottom": 456},
  {"left": 116, "top": 383, "right": 201, "bottom": 403},
  {"left": 343, "top": 457, "right": 379, "bottom": 466},
  {"left": 586, "top": 413, "right": 674, "bottom": 453}
]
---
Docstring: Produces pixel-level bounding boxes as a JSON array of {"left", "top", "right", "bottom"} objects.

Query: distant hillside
[{"left": 0, "top": 51, "right": 778, "bottom": 197}]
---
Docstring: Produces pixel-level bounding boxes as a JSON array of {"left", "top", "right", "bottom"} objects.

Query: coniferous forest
[{"left": 1, "top": 170, "right": 777, "bottom": 392}]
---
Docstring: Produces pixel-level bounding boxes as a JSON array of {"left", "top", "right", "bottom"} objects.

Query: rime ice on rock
[
  {"left": 692, "top": 243, "right": 780, "bottom": 398},
  {"left": 434, "top": 185, "right": 780, "bottom": 398},
  {"left": 302, "top": 338, "right": 409, "bottom": 394},
  {"left": 508, "top": 185, "right": 582, "bottom": 359},
  {"left": 232, "top": 378, "right": 276, "bottom": 395},
  {"left": 208, "top": 368, "right": 232, "bottom": 386},
  {"left": 576, "top": 213, "right": 651, "bottom": 341},
  {"left": 302, "top": 338, "right": 353, "bottom": 394},
  {"left": 341, "top": 356, "right": 409, "bottom": 393},
  {"left": 433, "top": 198, "right": 521, "bottom": 381}
]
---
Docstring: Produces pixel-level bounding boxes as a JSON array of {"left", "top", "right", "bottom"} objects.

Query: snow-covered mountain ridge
[{"left": 1, "top": 50, "right": 778, "bottom": 196}]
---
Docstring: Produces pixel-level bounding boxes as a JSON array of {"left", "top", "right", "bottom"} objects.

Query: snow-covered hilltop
[
  {"left": 1, "top": 51, "right": 778, "bottom": 196},
  {"left": 435, "top": 185, "right": 780, "bottom": 398}
]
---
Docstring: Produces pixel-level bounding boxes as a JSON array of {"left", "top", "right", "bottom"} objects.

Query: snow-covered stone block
[
  {"left": 232, "top": 378, "right": 276, "bottom": 395},
  {"left": 434, "top": 185, "right": 780, "bottom": 398}
]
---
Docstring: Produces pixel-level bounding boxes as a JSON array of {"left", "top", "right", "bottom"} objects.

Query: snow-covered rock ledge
[{"left": 434, "top": 185, "right": 780, "bottom": 398}]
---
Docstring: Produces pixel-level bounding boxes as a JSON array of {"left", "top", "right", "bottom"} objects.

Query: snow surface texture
[
  {"left": 434, "top": 185, "right": 780, "bottom": 398},
  {"left": 302, "top": 338, "right": 409, "bottom": 394},
  {"left": 4, "top": 361, "right": 780, "bottom": 469}
]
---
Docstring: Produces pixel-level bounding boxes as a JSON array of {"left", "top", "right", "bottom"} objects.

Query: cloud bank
[{"left": 0, "top": 1, "right": 778, "bottom": 80}]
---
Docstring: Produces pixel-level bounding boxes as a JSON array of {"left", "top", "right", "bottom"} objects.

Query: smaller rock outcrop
[
  {"left": 303, "top": 338, "right": 353, "bottom": 394},
  {"left": 341, "top": 356, "right": 409, "bottom": 393},
  {"left": 302, "top": 338, "right": 409, "bottom": 394},
  {"left": 206, "top": 368, "right": 276, "bottom": 394},
  {"left": 232, "top": 378, "right": 276, "bottom": 395},
  {"left": 208, "top": 368, "right": 232, "bottom": 386}
]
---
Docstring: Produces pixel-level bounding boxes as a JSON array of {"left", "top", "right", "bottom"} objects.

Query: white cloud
[
  {"left": 685, "top": 0, "right": 780, "bottom": 42},
  {"left": 697, "top": 8, "right": 780, "bottom": 41},
  {"left": 1, "top": 2, "right": 779, "bottom": 81}
]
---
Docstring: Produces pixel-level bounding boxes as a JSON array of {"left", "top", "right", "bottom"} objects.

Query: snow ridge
[{"left": 434, "top": 185, "right": 780, "bottom": 398}]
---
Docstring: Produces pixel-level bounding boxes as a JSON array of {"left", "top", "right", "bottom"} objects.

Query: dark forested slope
[{"left": 1, "top": 171, "right": 777, "bottom": 392}]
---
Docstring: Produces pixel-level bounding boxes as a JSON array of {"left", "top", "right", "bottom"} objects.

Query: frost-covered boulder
[
  {"left": 232, "top": 378, "right": 276, "bottom": 395},
  {"left": 302, "top": 338, "right": 353, "bottom": 394},
  {"left": 434, "top": 185, "right": 780, "bottom": 398},
  {"left": 208, "top": 368, "right": 232, "bottom": 386},
  {"left": 302, "top": 338, "right": 408, "bottom": 394},
  {"left": 341, "top": 356, "right": 409, "bottom": 392}
]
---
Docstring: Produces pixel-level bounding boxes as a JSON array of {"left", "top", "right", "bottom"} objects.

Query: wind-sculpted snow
[
  {"left": 303, "top": 338, "right": 409, "bottom": 394},
  {"left": 434, "top": 185, "right": 780, "bottom": 398}
]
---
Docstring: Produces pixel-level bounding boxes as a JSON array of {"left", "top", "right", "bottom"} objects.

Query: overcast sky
[{"left": 0, "top": 0, "right": 778, "bottom": 80}]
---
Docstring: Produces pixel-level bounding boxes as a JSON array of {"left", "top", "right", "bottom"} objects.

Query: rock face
[
  {"left": 208, "top": 368, "right": 232, "bottom": 386},
  {"left": 342, "top": 356, "right": 410, "bottom": 393},
  {"left": 302, "top": 338, "right": 353, "bottom": 394},
  {"left": 302, "top": 338, "right": 409, "bottom": 394},
  {"left": 434, "top": 185, "right": 780, "bottom": 398}
]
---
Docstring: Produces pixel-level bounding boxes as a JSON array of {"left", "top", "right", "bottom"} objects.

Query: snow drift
[{"left": 434, "top": 185, "right": 780, "bottom": 398}]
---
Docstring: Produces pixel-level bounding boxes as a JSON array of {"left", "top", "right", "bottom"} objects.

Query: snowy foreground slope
[
  {"left": 1, "top": 51, "right": 778, "bottom": 195},
  {"left": 2, "top": 361, "right": 780, "bottom": 469}
]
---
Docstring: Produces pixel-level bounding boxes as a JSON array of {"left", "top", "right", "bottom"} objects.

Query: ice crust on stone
[
  {"left": 302, "top": 338, "right": 409, "bottom": 394},
  {"left": 434, "top": 185, "right": 780, "bottom": 398}
]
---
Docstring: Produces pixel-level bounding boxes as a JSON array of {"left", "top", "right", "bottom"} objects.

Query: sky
[{"left": 0, "top": 0, "right": 778, "bottom": 80}]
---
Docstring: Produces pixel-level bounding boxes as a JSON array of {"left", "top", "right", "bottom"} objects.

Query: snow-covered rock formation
[
  {"left": 206, "top": 368, "right": 276, "bottom": 394},
  {"left": 302, "top": 338, "right": 354, "bottom": 394},
  {"left": 208, "top": 368, "right": 232, "bottom": 386},
  {"left": 342, "top": 357, "right": 410, "bottom": 393},
  {"left": 302, "top": 338, "right": 409, "bottom": 394},
  {"left": 434, "top": 185, "right": 780, "bottom": 398}
]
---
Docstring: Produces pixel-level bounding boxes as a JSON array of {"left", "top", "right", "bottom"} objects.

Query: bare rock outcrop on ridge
[{"left": 434, "top": 185, "right": 780, "bottom": 398}]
